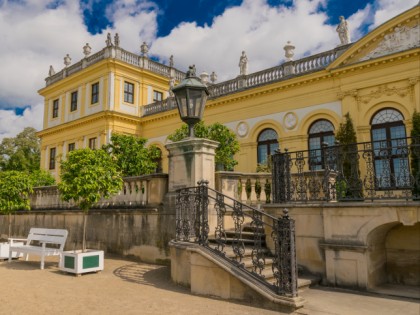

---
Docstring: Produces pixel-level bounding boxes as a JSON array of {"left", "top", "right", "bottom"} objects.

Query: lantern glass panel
[
  {"left": 175, "top": 89, "right": 188, "bottom": 118},
  {"left": 187, "top": 89, "right": 203, "bottom": 118}
]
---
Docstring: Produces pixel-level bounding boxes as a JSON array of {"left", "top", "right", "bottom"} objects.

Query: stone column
[{"left": 165, "top": 138, "right": 219, "bottom": 192}]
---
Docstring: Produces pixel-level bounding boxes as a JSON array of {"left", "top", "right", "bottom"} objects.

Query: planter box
[
  {"left": 60, "top": 250, "right": 104, "bottom": 275},
  {"left": 0, "top": 242, "right": 23, "bottom": 259}
]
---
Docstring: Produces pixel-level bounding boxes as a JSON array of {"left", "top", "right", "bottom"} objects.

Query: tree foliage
[
  {"left": 29, "top": 170, "right": 56, "bottom": 187},
  {"left": 58, "top": 149, "right": 123, "bottom": 251},
  {"left": 335, "top": 113, "right": 357, "bottom": 144},
  {"left": 335, "top": 113, "right": 362, "bottom": 199},
  {"left": 0, "top": 171, "right": 33, "bottom": 237},
  {"left": 0, "top": 127, "right": 40, "bottom": 172},
  {"left": 168, "top": 121, "right": 240, "bottom": 171},
  {"left": 103, "top": 134, "right": 161, "bottom": 176}
]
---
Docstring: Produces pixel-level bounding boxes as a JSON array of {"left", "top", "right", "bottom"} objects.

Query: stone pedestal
[{"left": 165, "top": 137, "right": 219, "bottom": 192}]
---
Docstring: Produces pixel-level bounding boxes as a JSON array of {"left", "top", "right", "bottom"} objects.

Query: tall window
[
  {"left": 91, "top": 82, "right": 99, "bottom": 104},
  {"left": 49, "top": 148, "right": 56, "bottom": 170},
  {"left": 89, "top": 137, "right": 97, "bottom": 150},
  {"left": 153, "top": 90, "right": 163, "bottom": 102},
  {"left": 257, "top": 129, "right": 279, "bottom": 165},
  {"left": 52, "top": 99, "right": 59, "bottom": 118},
  {"left": 124, "top": 82, "right": 134, "bottom": 103},
  {"left": 371, "top": 108, "right": 408, "bottom": 188},
  {"left": 70, "top": 91, "right": 78, "bottom": 111},
  {"left": 68, "top": 143, "right": 75, "bottom": 152},
  {"left": 308, "top": 120, "right": 335, "bottom": 170}
]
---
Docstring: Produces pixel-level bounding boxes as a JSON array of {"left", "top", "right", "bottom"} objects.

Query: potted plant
[
  {"left": 245, "top": 178, "right": 252, "bottom": 204},
  {"left": 0, "top": 171, "right": 32, "bottom": 258},
  {"left": 255, "top": 179, "right": 262, "bottom": 202},
  {"left": 264, "top": 179, "right": 271, "bottom": 203},
  {"left": 58, "top": 149, "right": 122, "bottom": 275}
]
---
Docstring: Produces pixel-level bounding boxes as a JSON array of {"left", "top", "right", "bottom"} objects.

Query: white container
[
  {"left": 0, "top": 242, "right": 23, "bottom": 259},
  {"left": 60, "top": 249, "right": 104, "bottom": 275}
]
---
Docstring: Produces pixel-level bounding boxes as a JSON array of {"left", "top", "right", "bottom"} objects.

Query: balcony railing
[{"left": 272, "top": 137, "right": 420, "bottom": 202}]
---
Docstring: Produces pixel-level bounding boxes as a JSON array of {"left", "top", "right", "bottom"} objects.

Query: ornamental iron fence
[
  {"left": 175, "top": 180, "right": 298, "bottom": 297},
  {"left": 272, "top": 137, "right": 420, "bottom": 202}
]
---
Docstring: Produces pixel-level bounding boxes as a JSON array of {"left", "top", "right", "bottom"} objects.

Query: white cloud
[
  {"left": 370, "top": 0, "right": 419, "bottom": 29},
  {"left": 152, "top": 0, "right": 338, "bottom": 81},
  {"left": 0, "top": 103, "right": 44, "bottom": 140}
]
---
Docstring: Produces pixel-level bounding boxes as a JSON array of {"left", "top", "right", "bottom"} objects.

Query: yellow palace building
[{"left": 38, "top": 5, "right": 420, "bottom": 181}]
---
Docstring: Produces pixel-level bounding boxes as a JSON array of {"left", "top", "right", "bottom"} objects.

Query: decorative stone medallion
[
  {"left": 284, "top": 112, "right": 297, "bottom": 130},
  {"left": 236, "top": 121, "right": 249, "bottom": 137}
]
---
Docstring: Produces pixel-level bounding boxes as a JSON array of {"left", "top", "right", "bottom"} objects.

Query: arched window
[
  {"left": 371, "top": 108, "right": 408, "bottom": 188},
  {"left": 308, "top": 120, "right": 335, "bottom": 170},
  {"left": 257, "top": 129, "right": 278, "bottom": 165}
]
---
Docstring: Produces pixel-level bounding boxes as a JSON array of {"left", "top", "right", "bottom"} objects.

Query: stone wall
[
  {"left": 0, "top": 208, "right": 175, "bottom": 265},
  {"left": 263, "top": 202, "right": 420, "bottom": 291}
]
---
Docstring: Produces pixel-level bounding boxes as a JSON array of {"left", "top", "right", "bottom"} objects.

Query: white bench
[{"left": 8, "top": 228, "right": 68, "bottom": 270}]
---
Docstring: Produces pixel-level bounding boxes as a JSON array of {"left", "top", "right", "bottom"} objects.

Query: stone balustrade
[
  {"left": 144, "top": 44, "right": 352, "bottom": 115},
  {"left": 30, "top": 173, "right": 168, "bottom": 210},
  {"left": 215, "top": 171, "right": 272, "bottom": 206},
  {"left": 45, "top": 46, "right": 185, "bottom": 87}
]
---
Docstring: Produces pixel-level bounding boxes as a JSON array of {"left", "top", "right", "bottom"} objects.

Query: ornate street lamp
[{"left": 172, "top": 65, "right": 209, "bottom": 137}]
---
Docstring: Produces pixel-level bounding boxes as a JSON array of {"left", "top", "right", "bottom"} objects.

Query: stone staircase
[{"left": 208, "top": 223, "right": 319, "bottom": 293}]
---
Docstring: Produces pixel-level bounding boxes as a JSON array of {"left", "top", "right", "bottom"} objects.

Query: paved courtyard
[{"left": 0, "top": 255, "right": 418, "bottom": 315}]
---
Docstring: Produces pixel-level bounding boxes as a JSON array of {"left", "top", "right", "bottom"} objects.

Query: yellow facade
[{"left": 38, "top": 6, "right": 420, "bottom": 181}]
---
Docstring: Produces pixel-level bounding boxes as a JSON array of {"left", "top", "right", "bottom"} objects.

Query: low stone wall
[
  {"left": 0, "top": 207, "right": 175, "bottom": 265},
  {"left": 263, "top": 202, "right": 420, "bottom": 291}
]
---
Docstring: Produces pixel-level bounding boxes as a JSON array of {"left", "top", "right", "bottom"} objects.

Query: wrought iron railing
[
  {"left": 272, "top": 137, "right": 420, "bottom": 202},
  {"left": 175, "top": 180, "right": 298, "bottom": 297}
]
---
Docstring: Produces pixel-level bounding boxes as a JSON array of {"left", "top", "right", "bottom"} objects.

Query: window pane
[
  {"left": 258, "top": 129, "right": 277, "bottom": 141},
  {"left": 309, "top": 120, "right": 334, "bottom": 134},
  {"left": 258, "top": 145, "right": 268, "bottom": 164},
  {"left": 372, "top": 109, "right": 404, "bottom": 125}
]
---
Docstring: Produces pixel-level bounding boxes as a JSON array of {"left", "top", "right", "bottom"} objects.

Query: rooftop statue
[
  {"left": 114, "top": 33, "right": 120, "bottom": 47},
  {"left": 106, "top": 33, "right": 113, "bottom": 47},
  {"left": 239, "top": 51, "right": 248, "bottom": 76},
  {"left": 336, "top": 16, "right": 351, "bottom": 45},
  {"left": 64, "top": 54, "right": 71, "bottom": 67},
  {"left": 169, "top": 55, "right": 174, "bottom": 67},
  {"left": 83, "top": 43, "right": 92, "bottom": 58},
  {"left": 48, "top": 65, "right": 55, "bottom": 77}
]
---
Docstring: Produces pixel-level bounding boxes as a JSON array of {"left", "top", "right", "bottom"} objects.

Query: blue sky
[{"left": 0, "top": 0, "right": 418, "bottom": 140}]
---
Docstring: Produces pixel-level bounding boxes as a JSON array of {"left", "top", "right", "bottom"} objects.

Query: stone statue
[
  {"left": 336, "top": 16, "right": 351, "bottom": 45},
  {"left": 186, "top": 65, "right": 196, "bottom": 77},
  {"left": 239, "top": 51, "right": 248, "bottom": 76},
  {"left": 64, "top": 54, "right": 71, "bottom": 67},
  {"left": 106, "top": 33, "right": 112, "bottom": 47},
  {"left": 114, "top": 33, "right": 120, "bottom": 47},
  {"left": 169, "top": 55, "right": 174, "bottom": 67},
  {"left": 210, "top": 71, "right": 217, "bottom": 83},
  {"left": 83, "top": 43, "right": 92, "bottom": 57},
  {"left": 48, "top": 65, "right": 55, "bottom": 76},
  {"left": 141, "top": 42, "right": 149, "bottom": 56}
]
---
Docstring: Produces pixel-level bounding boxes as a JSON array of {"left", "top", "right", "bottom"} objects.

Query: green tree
[
  {"left": 335, "top": 113, "right": 362, "bottom": 199},
  {"left": 411, "top": 111, "right": 420, "bottom": 197},
  {"left": 0, "top": 171, "right": 33, "bottom": 238},
  {"left": 103, "top": 134, "right": 161, "bottom": 176},
  {"left": 0, "top": 127, "right": 40, "bottom": 172},
  {"left": 58, "top": 149, "right": 123, "bottom": 251},
  {"left": 168, "top": 121, "right": 240, "bottom": 171},
  {"left": 29, "top": 170, "right": 56, "bottom": 187}
]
